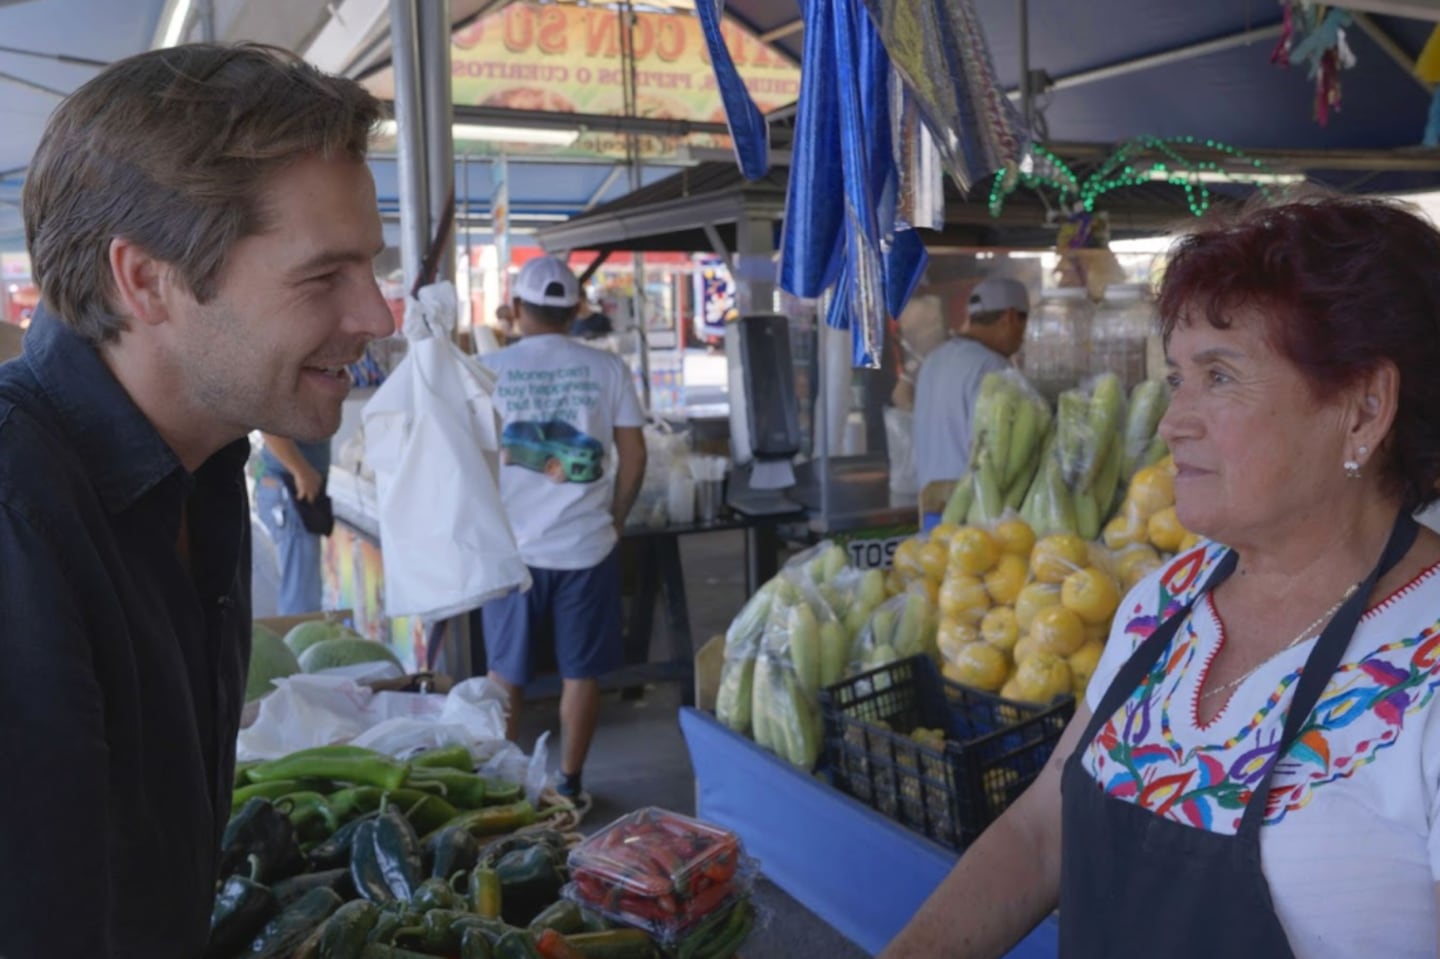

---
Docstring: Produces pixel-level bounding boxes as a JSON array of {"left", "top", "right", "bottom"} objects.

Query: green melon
[
  {"left": 283, "top": 619, "right": 355, "bottom": 658},
  {"left": 298, "top": 637, "right": 403, "bottom": 673},
  {"left": 247, "top": 625, "right": 301, "bottom": 701}
]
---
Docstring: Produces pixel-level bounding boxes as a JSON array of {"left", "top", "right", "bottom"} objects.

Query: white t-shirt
[
  {"left": 912, "top": 337, "right": 1013, "bottom": 490},
  {"left": 482, "top": 335, "right": 645, "bottom": 570},
  {"left": 1082, "top": 541, "right": 1440, "bottom": 958}
]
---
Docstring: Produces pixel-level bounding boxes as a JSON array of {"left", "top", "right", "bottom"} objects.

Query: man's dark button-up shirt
[{"left": 0, "top": 305, "right": 251, "bottom": 957}]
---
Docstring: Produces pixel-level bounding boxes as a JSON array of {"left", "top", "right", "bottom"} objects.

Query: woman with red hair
[{"left": 883, "top": 195, "right": 1440, "bottom": 959}]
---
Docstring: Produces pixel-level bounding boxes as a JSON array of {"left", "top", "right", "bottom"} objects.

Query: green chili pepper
[
  {"left": 409, "top": 876, "right": 464, "bottom": 913},
  {"left": 410, "top": 744, "right": 475, "bottom": 772},
  {"left": 248, "top": 746, "right": 410, "bottom": 792},
  {"left": 205, "top": 874, "right": 278, "bottom": 959},
  {"left": 408, "top": 767, "right": 489, "bottom": 807}
]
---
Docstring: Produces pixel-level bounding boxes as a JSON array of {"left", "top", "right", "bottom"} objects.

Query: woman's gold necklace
[{"left": 1199, "top": 583, "right": 1360, "bottom": 703}]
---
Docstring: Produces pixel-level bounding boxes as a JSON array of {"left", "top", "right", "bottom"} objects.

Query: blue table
[{"left": 680, "top": 707, "right": 1059, "bottom": 957}]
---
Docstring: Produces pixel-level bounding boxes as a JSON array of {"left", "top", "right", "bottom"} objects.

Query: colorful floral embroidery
[{"left": 1083, "top": 544, "right": 1440, "bottom": 833}]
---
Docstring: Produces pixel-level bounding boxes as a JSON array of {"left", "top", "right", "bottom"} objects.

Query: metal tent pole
[
  {"left": 389, "top": 0, "right": 430, "bottom": 294},
  {"left": 419, "top": 0, "right": 455, "bottom": 285}
]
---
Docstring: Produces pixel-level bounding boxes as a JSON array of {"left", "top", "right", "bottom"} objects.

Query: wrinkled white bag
[
  {"left": 363, "top": 282, "right": 530, "bottom": 619},
  {"left": 237, "top": 673, "right": 550, "bottom": 802}
]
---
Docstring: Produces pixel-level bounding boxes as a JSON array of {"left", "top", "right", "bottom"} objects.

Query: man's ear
[{"left": 107, "top": 237, "right": 173, "bottom": 327}]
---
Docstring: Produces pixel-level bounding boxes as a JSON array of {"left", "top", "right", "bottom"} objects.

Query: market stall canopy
[
  {"left": 8, "top": 0, "right": 1440, "bottom": 252},
  {"left": 534, "top": 156, "right": 1234, "bottom": 256},
  {"left": 0, "top": 0, "right": 793, "bottom": 251},
  {"left": 728, "top": 0, "right": 1440, "bottom": 161}
]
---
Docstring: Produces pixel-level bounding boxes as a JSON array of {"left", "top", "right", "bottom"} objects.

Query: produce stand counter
[{"left": 680, "top": 706, "right": 1058, "bottom": 957}]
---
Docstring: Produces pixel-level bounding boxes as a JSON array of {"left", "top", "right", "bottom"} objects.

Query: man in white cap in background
[
  {"left": 913, "top": 277, "right": 1031, "bottom": 496},
  {"left": 480, "top": 254, "right": 647, "bottom": 805}
]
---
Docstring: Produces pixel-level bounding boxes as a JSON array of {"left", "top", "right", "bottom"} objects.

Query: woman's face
[{"left": 1158, "top": 311, "right": 1352, "bottom": 546}]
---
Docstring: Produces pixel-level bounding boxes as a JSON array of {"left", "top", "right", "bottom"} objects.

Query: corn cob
[
  {"left": 1077, "top": 373, "right": 1124, "bottom": 492},
  {"left": 985, "top": 376, "right": 1017, "bottom": 481},
  {"left": 1142, "top": 434, "right": 1169, "bottom": 469},
  {"left": 941, "top": 472, "right": 974, "bottom": 526},
  {"left": 1074, "top": 488, "right": 1101, "bottom": 541},
  {"left": 1092, "top": 430, "right": 1125, "bottom": 520},
  {"left": 1004, "top": 390, "right": 1039, "bottom": 488},
  {"left": 819, "top": 620, "right": 850, "bottom": 688},
  {"left": 1122, "top": 380, "right": 1168, "bottom": 482},
  {"left": 789, "top": 603, "right": 821, "bottom": 695},
  {"left": 968, "top": 448, "right": 1004, "bottom": 525},
  {"left": 969, "top": 373, "right": 1005, "bottom": 468},
  {"left": 1056, "top": 391, "right": 1090, "bottom": 490}
]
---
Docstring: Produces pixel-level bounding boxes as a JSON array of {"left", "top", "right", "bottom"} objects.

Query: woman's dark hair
[{"left": 1158, "top": 193, "right": 1440, "bottom": 510}]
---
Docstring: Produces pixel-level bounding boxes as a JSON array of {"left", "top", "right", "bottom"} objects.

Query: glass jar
[
  {"left": 1090, "top": 285, "right": 1154, "bottom": 392},
  {"left": 1020, "top": 288, "right": 1094, "bottom": 404}
]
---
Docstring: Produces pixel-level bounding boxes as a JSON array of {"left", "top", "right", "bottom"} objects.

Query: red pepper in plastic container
[{"left": 561, "top": 807, "right": 757, "bottom": 943}]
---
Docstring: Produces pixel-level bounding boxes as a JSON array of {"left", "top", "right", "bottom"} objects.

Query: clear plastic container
[
  {"left": 1020, "top": 289, "right": 1094, "bottom": 404},
  {"left": 563, "top": 807, "right": 754, "bottom": 942},
  {"left": 1090, "top": 285, "right": 1154, "bottom": 392}
]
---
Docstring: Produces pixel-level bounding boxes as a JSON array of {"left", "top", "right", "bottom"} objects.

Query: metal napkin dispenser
[{"left": 728, "top": 313, "right": 801, "bottom": 462}]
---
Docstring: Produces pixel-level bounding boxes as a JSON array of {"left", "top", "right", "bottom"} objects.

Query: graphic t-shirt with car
[{"left": 483, "top": 334, "right": 645, "bottom": 570}]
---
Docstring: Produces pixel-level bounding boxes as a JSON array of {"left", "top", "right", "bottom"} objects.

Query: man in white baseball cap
[
  {"left": 479, "top": 254, "right": 647, "bottom": 806},
  {"left": 913, "top": 276, "right": 1032, "bottom": 495}
]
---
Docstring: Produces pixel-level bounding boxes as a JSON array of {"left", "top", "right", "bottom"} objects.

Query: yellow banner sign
[{"left": 369, "top": 2, "right": 800, "bottom": 160}]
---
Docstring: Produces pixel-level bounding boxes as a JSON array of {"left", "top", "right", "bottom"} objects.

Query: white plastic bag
[
  {"left": 236, "top": 673, "right": 551, "bottom": 802},
  {"left": 363, "top": 282, "right": 531, "bottom": 619}
]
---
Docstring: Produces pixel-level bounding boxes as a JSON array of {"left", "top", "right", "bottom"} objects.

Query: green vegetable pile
[{"left": 210, "top": 744, "right": 752, "bottom": 959}]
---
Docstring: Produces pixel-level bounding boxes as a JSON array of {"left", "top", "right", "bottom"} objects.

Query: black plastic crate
[{"left": 819, "top": 655, "right": 1075, "bottom": 852}]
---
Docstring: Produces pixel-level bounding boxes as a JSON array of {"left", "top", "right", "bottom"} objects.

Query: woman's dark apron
[{"left": 1059, "top": 514, "right": 1419, "bottom": 957}]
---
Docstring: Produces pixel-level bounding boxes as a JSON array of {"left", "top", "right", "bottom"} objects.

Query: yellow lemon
[
  {"left": 1147, "top": 506, "right": 1187, "bottom": 553},
  {"left": 1083, "top": 622, "right": 1110, "bottom": 646},
  {"left": 1128, "top": 466, "right": 1175, "bottom": 517},
  {"left": 948, "top": 526, "right": 1001, "bottom": 576},
  {"left": 914, "top": 577, "right": 940, "bottom": 607},
  {"left": 1013, "top": 651, "right": 1073, "bottom": 704},
  {"left": 943, "top": 640, "right": 1010, "bottom": 692},
  {"left": 893, "top": 537, "right": 924, "bottom": 580},
  {"left": 884, "top": 569, "right": 907, "bottom": 596},
  {"left": 1000, "top": 677, "right": 1027, "bottom": 702},
  {"left": 937, "top": 617, "right": 981, "bottom": 662},
  {"left": 1113, "top": 543, "right": 1161, "bottom": 584},
  {"left": 1061, "top": 567, "right": 1121, "bottom": 626},
  {"left": 1030, "top": 605, "right": 1086, "bottom": 658},
  {"left": 929, "top": 521, "right": 961, "bottom": 547},
  {"left": 1068, "top": 639, "right": 1105, "bottom": 693},
  {"left": 938, "top": 573, "right": 990, "bottom": 625},
  {"left": 983, "top": 553, "right": 1029, "bottom": 606},
  {"left": 1178, "top": 532, "right": 1202, "bottom": 553},
  {"left": 980, "top": 606, "right": 1020, "bottom": 653},
  {"left": 994, "top": 517, "right": 1037, "bottom": 558},
  {"left": 1101, "top": 502, "right": 1147, "bottom": 549},
  {"left": 1122, "top": 558, "right": 1163, "bottom": 593},
  {"left": 1030, "top": 534, "right": 1089, "bottom": 584},
  {"left": 1012, "top": 632, "right": 1038, "bottom": 664},
  {"left": 1015, "top": 582, "right": 1063, "bottom": 632},
  {"left": 919, "top": 541, "right": 950, "bottom": 582}
]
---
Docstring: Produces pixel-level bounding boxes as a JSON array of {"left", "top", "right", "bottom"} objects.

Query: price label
[{"left": 837, "top": 524, "right": 917, "bottom": 570}]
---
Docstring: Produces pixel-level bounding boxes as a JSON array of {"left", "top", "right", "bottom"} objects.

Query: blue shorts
[{"left": 481, "top": 547, "right": 623, "bottom": 685}]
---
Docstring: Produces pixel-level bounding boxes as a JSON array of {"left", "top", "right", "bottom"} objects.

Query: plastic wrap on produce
[{"left": 861, "top": 0, "right": 1029, "bottom": 191}]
